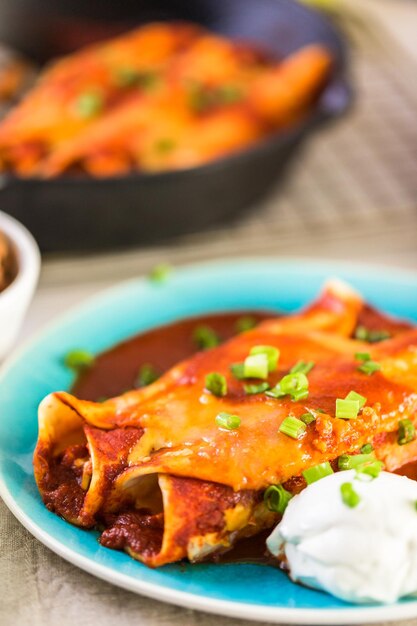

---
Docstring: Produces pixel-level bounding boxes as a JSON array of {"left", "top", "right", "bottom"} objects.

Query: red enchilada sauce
[
  {"left": 46, "top": 305, "right": 417, "bottom": 564},
  {"left": 72, "top": 311, "right": 272, "bottom": 400}
]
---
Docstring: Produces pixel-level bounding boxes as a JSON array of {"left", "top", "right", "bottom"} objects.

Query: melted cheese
[{"left": 45, "top": 282, "right": 417, "bottom": 491}]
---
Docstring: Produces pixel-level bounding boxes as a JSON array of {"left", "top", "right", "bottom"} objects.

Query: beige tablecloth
[{"left": 2, "top": 1, "right": 417, "bottom": 624}]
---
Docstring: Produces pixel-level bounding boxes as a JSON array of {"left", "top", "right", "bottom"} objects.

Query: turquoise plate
[{"left": 1, "top": 259, "right": 417, "bottom": 624}]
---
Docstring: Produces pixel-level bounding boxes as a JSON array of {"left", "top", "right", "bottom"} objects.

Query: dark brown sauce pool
[
  {"left": 72, "top": 308, "right": 417, "bottom": 565},
  {"left": 73, "top": 311, "right": 273, "bottom": 401}
]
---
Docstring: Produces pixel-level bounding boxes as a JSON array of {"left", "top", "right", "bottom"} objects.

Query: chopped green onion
[
  {"left": 113, "top": 66, "right": 141, "bottom": 87},
  {"left": 340, "top": 482, "right": 361, "bottom": 508},
  {"left": 64, "top": 349, "right": 95, "bottom": 372},
  {"left": 345, "top": 390, "right": 367, "bottom": 409},
  {"left": 74, "top": 91, "right": 103, "bottom": 118},
  {"left": 189, "top": 82, "right": 243, "bottom": 113},
  {"left": 369, "top": 329, "right": 391, "bottom": 342},
  {"left": 250, "top": 345, "right": 279, "bottom": 372},
  {"left": 136, "top": 363, "right": 160, "bottom": 387},
  {"left": 279, "top": 416, "right": 307, "bottom": 440},
  {"left": 216, "top": 83, "right": 243, "bottom": 104},
  {"left": 290, "top": 360, "right": 315, "bottom": 375},
  {"left": 235, "top": 316, "right": 257, "bottom": 333},
  {"left": 338, "top": 452, "right": 375, "bottom": 471},
  {"left": 280, "top": 372, "right": 309, "bottom": 401},
  {"left": 355, "top": 352, "right": 371, "bottom": 362},
  {"left": 149, "top": 262, "right": 172, "bottom": 283},
  {"left": 193, "top": 325, "right": 220, "bottom": 350},
  {"left": 243, "top": 353, "right": 269, "bottom": 379},
  {"left": 355, "top": 460, "right": 384, "bottom": 480},
  {"left": 230, "top": 362, "right": 245, "bottom": 380},
  {"left": 114, "top": 67, "right": 158, "bottom": 89},
  {"left": 155, "top": 138, "right": 176, "bottom": 153},
  {"left": 188, "top": 83, "right": 214, "bottom": 113},
  {"left": 303, "top": 462, "right": 334, "bottom": 485},
  {"left": 357, "top": 360, "right": 381, "bottom": 376},
  {"left": 355, "top": 326, "right": 369, "bottom": 341},
  {"left": 264, "top": 484, "right": 293, "bottom": 514},
  {"left": 244, "top": 382, "right": 270, "bottom": 395},
  {"left": 265, "top": 385, "right": 286, "bottom": 399},
  {"left": 335, "top": 398, "right": 360, "bottom": 419},
  {"left": 355, "top": 326, "right": 390, "bottom": 343},
  {"left": 266, "top": 372, "right": 309, "bottom": 402},
  {"left": 361, "top": 443, "right": 374, "bottom": 454},
  {"left": 205, "top": 372, "right": 227, "bottom": 397},
  {"left": 398, "top": 419, "right": 416, "bottom": 445},
  {"left": 300, "top": 412, "right": 316, "bottom": 425},
  {"left": 216, "top": 412, "right": 241, "bottom": 430}
]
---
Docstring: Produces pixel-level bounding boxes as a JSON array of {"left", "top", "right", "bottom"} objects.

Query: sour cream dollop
[{"left": 267, "top": 470, "right": 417, "bottom": 604}]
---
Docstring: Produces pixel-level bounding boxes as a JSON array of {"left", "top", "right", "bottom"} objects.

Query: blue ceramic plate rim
[{"left": 1, "top": 258, "right": 417, "bottom": 624}]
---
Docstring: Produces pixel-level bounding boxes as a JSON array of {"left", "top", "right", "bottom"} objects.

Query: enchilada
[{"left": 34, "top": 281, "right": 417, "bottom": 566}]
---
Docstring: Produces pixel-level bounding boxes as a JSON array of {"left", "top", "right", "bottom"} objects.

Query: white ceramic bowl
[{"left": 0, "top": 211, "right": 40, "bottom": 359}]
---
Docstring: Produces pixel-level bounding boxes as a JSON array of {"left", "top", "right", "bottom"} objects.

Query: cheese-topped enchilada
[{"left": 34, "top": 282, "right": 417, "bottom": 566}]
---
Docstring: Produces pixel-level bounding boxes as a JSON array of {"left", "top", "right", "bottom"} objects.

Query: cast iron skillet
[{"left": 0, "top": 0, "right": 351, "bottom": 252}]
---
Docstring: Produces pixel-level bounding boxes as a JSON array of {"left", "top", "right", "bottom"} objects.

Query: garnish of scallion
[
  {"left": 136, "top": 363, "right": 159, "bottom": 387},
  {"left": 345, "top": 390, "right": 367, "bottom": 409},
  {"left": 114, "top": 67, "right": 158, "bottom": 89},
  {"left": 340, "top": 482, "right": 361, "bottom": 508},
  {"left": 335, "top": 398, "right": 360, "bottom": 420},
  {"left": 243, "top": 353, "right": 269, "bottom": 379},
  {"left": 74, "top": 91, "right": 103, "bottom": 118},
  {"left": 303, "top": 462, "right": 334, "bottom": 485},
  {"left": 244, "top": 382, "right": 270, "bottom": 395},
  {"left": 155, "top": 138, "right": 176, "bottom": 154},
  {"left": 148, "top": 262, "right": 172, "bottom": 284},
  {"left": 250, "top": 345, "right": 279, "bottom": 372},
  {"left": 189, "top": 82, "right": 243, "bottom": 113},
  {"left": 235, "top": 316, "right": 257, "bottom": 333},
  {"left": 264, "top": 484, "right": 293, "bottom": 514},
  {"left": 216, "top": 83, "right": 243, "bottom": 105},
  {"left": 267, "top": 372, "right": 309, "bottom": 402},
  {"left": 233, "top": 345, "right": 279, "bottom": 381},
  {"left": 354, "top": 351, "right": 382, "bottom": 376},
  {"left": 205, "top": 372, "right": 227, "bottom": 397},
  {"left": 290, "top": 360, "right": 315, "bottom": 375},
  {"left": 355, "top": 460, "right": 384, "bottom": 480},
  {"left": 279, "top": 416, "right": 306, "bottom": 440},
  {"left": 338, "top": 452, "right": 375, "bottom": 471},
  {"left": 216, "top": 412, "right": 241, "bottom": 430},
  {"left": 64, "top": 349, "right": 95, "bottom": 372},
  {"left": 193, "top": 325, "right": 220, "bottom": 350},
  {"left": 357, "top": 360, "right": 381, "bottom": 376},
  {"left": 361, "top": 443, "right": 374, "bottom": 454},
  {"left": 355, "top": 326, "right": 390, "bottom": 343},
  {"left": 300, "top": 412, "right": 316, "bottom": 425},
  {"left": 230, "top": 362, "right": 245, "bottom": 380},
  {"left": 398, "top": 418, "right": 416, "bottom": 445}
]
